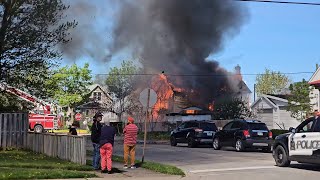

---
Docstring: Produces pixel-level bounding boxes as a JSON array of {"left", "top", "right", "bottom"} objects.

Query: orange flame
[{"left": 151, "top": 74, "right": 177, "bottom": 119}]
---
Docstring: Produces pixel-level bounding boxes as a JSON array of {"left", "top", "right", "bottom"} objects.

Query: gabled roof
[
  {"left": 251, "top": 94, "right": 288, "bottom": 109},
  {"left": 88, "top": 84, "right": 112, "bottom": 100},
  {"left": 309, "top": 67, "right": 320, "bottom": 84}
]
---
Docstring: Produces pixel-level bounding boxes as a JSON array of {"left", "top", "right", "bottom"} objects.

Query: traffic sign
[
  {"left": 75, "top": 113, "right": 82, "bottom": 121},
  {"left": 139, "top": 88, "right": 157, "bottom": 108}
]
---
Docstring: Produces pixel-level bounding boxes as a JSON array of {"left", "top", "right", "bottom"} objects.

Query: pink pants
[{"left": 100, "top": 143, "right": 113, "bottom": 171}]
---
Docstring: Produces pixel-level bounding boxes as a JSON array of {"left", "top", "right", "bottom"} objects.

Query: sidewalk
[
  {"left": 84, "top": 152, "right": 182, "bottom": 180},
  {"left": 49, "top": 161, "right": 182, "bottom": 180}
]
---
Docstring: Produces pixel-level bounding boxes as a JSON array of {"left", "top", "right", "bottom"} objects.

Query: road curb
[{"left": 136, "top": 140, "right": 170, "bottom": 145}]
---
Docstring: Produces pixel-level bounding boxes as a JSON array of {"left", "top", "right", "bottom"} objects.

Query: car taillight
[
  {"left": 269, "top": 131, "right": 273, "bottom": 139},
  {"left": 195, "top": 128, "right": 203, "bottom": 133},
  {"left": 243, "top": 130, "right": 250, "bottom": 138}
]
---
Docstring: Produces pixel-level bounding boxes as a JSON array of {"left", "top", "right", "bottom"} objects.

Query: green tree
[
  {"left": 214, "top": 98, "right": 252, "bottom": 120},
  {"left": 288, "top": 79, "right": 312, "bottom": 121},
  {"left": 256, "top": 69, "right": 290, "bottom": 96},
  {"left": 105, "top": 61, "right": 141, "bottom": 122},
  {"left": 47, "top": 63, "right": 92, "bottom": 121},
  {"left": 0, "top": 0, "right": 77, "bottom": 95}
]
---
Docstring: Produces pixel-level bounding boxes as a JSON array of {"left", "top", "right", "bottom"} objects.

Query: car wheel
[
  {"left": 235, "top": 139, "right": 245, "bottom": 152},
  {"left": 170, "top": 136, "right": 177, "bottom": 146},
  {"left": 34, "top": 125, "right": 44, "bottom": 133},
  {"left": 188, "top": 137, "right": 196, "bottom": 148},
  {"left": 213, "top": 138, "right": 221, "bottom": 150},
  {"left": 274, "top": 145, "right": 291, "bottom": 167}
]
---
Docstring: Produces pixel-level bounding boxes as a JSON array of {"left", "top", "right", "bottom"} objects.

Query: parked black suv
[
  {"left": 170, "top": 121, "right": 218, "bottom": 148},
  {"left": 213, "top": 120, "right": 273, "bottom": 152}
]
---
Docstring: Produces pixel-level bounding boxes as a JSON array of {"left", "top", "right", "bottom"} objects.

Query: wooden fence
[
  {"left": 0, "top": 113, "right": 28, "bottom": 149},
  {"left": 26, "top": 133, "right": 87, "bottom": 165}
]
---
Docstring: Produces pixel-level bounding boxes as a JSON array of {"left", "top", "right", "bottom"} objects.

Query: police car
[{"left": 272, "top": 117, "right": 320, "bottom": 167}]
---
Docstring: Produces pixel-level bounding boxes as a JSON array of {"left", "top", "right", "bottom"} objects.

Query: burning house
[{"left": 64, "top": 0, "right": 250, "bottom": 126}]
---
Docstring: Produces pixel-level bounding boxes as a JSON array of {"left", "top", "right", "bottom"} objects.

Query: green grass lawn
[
  {"left": 87, "top": 151, "right": 185, "bottom": 176},
  {"left": 52, "top": 129, "right": 89, "bottom": 134},
  {"left": 0, "top": 150, "right": 96, "bottom": 180},
  {"left": 112, "top": 155, "right": 185, "bottom": 176}
]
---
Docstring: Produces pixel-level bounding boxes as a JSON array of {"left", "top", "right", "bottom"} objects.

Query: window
[
  {"left": 86, "top": 110, "right": 89, "bottom": 116},
  {"left": 248, "top": 123, "right": 268, "bottom": 131},
  {"left": 297, "top": 118, "right": 315, "bottom": 133},
  {"left": 186, "top": 122, "right": 198, "bottom": 128},
  {"left": 223, "top": 122, "right": 233, "bottom": 130},
  {"left": 231, "top": 121, "right": 242, "bottom": 130},
  {"left": 200, "top": 123, "right": 217, "bottom": 131},
  {"left": 179, "top": 123, "right": 186, "bottom": 129},
  {"left": 93, "top": 92, "right": 102, "bottom": 101}
]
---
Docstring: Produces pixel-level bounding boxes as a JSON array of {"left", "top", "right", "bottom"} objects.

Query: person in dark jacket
[
  {"left": 99, "top": 121, "right": 116, "bottom": 174},
  {"left": 68, "top": 122, "right": 78, "bottom": 135},
  {"left": 91, "top": 112, "right": 103, "bottom": 170}
]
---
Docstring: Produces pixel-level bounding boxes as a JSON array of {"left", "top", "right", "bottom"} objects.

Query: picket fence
[{"left": 26, "top": 132, "right": 87, "bottom": 165}]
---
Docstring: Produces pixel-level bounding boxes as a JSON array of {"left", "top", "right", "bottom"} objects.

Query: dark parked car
[
  {"left": 170, "top": 121, "right": 218, "bottom": 148},
  {"left": 213, "top": 120, "right": 273, "bottom": 152}
]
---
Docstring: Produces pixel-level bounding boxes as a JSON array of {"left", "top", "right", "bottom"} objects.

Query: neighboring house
[
  {"left": 250, "top": 94, "right": 300, "bottom": 130},
  {"left": 78, "top": 84, "right": 118, "bottom": 123},
  {"left": 308, "top": 66, "right": 320, "bottom": 111},
  {"left": 233, "top": 65, "right": 252, "bottom": 107}
]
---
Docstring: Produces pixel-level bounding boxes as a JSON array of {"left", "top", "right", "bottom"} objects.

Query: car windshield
[
  {"left": 200, "top": 123, "right": 217, "bottom": 131},
  {"left": 248, "top": 123, "right": 268, "bottom": 131}
]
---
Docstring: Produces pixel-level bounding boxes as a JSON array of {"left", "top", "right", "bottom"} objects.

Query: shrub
[{"left": 271, "top": 129, "right": 289, "bottom": 139}]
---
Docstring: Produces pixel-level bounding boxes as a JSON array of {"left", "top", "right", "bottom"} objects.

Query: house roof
[
  {"left": 309, "top": 79, "right": 320, "bottom": 85},
  {"left": 309, "top": 67, "right": 320, "bottom": 84},
  {"left": 183, "top": 107, "right": 202, "bottom": 111},
  {"left": 238, "top": 80, "right": 252, "bottom": 93},
  {"left": 88, "top": 84, "right": 112, "bottom": 100},
  {"left": 250, "top": 94, "right": 288, "bottom": 109}
]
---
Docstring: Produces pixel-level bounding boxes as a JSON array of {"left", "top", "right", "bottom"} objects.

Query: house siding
[
  {"left": 256, "top": 109, "right": 273, "bottom": 129},
  {"left": 251, "top": 95, "right": 300, "bottom": 130},
  {"left": 310, "top": 87, "right": 319, "bottom": 111},
  {"left": 278, "top": 108, "right": 300, "bottom": 129}
]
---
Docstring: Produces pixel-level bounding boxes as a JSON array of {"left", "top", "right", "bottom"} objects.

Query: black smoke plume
[{"left": 110, "top": 0, "right": 248, "bottom": 106}]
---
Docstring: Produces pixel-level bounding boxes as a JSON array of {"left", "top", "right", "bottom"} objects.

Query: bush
[{"left": 271, "top": 129, "right": 289, "bottom": 139}]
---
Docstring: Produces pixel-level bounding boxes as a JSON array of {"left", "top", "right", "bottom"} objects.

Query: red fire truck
[{"left": 0, "top": 83, "right": 62, "bottom": 133}]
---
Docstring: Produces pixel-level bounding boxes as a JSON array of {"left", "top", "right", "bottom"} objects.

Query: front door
[
  {"left": 220, "top": 122, "right": 234, "bottom": 146},
  {"left": 175, "top": 123, "right": 187, "bottom": 142}
]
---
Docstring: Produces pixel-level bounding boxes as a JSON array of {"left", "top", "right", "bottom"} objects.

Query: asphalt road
[{"left": 109, "top": 142, "right": 320, "bottom": 180}]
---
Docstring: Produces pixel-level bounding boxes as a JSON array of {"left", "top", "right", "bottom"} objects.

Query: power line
[
  {"left": 92, "top": 71, "right": 314, "bottom": 77},
  {"left": 235, "top": 0, "right": 320, "bottom": 6}
]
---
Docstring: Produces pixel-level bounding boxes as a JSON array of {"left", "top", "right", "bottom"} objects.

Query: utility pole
[{"left": 254, "top": 84, "right": 256, "bottom": 102}]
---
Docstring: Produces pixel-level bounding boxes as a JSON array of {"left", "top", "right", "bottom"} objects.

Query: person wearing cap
[
  {"left": 91, "top": 112, "right": 103, "bottom": 170},
  {"left": 123, "top": 116, "right": 139, "bottom": 169},
  {"left": 99, "top": 121, "right": 116, "bottom": 174}
]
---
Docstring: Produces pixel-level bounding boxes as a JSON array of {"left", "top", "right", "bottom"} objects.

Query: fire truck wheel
[{"left": 34, "top": 125, "right": 44, "bottom": 133}]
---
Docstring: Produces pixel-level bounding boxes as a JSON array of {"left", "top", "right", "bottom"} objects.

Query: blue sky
[
  {"left": 213, "top": 0, "right": 320, "bottom": 95},
  {"left": 67, "top": 0, "right": 320, "bottom": 102}
]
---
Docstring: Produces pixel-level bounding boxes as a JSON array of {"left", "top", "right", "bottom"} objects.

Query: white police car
[{"left": 272, "top": 117, "right": 320, "bottom": 167}]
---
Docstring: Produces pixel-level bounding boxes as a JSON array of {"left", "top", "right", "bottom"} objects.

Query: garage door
[{"left": 257, "top": 109, "right": 273, "bottom": 129}]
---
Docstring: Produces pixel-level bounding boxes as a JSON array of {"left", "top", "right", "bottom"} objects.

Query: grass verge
[
  {"left": 0, "top": 150, "right": 96, "bottom": 179},
  {"left": 112, "top": 155, "right": 185, "bottom": 176},
  {"left": 52, "top": 129, "right": 89, "bottom": 134},
  {"left": 0, "top": 167, "right": 96, "bottom": 180}
]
